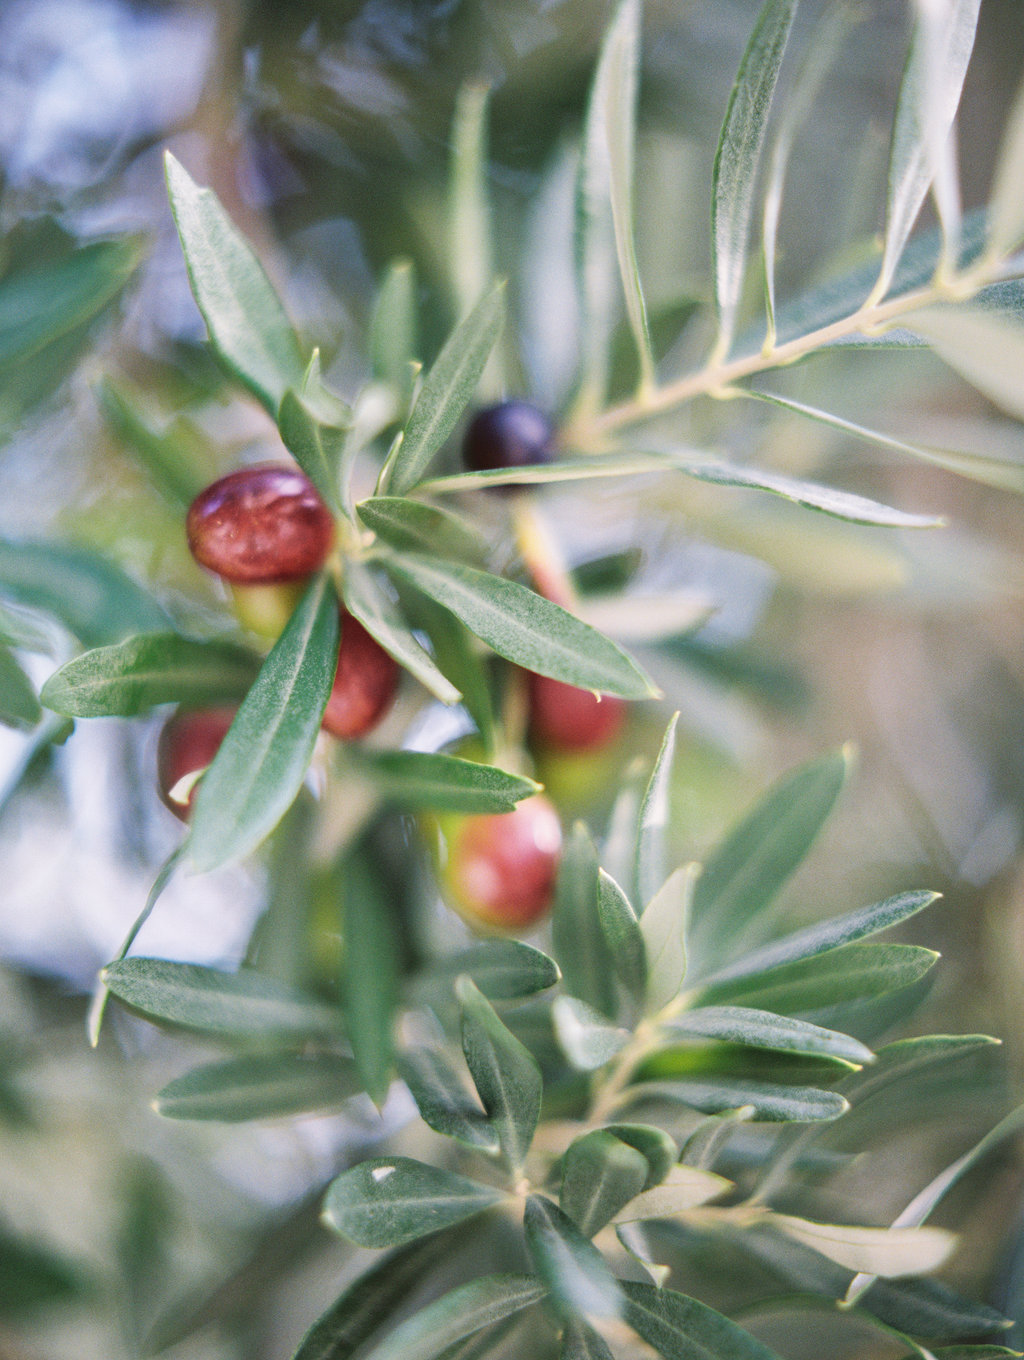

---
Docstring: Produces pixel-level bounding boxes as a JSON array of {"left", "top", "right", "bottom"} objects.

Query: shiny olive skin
[
  {"left": 528, "top": 672, "right": 627, "bottom": 752},
  {"left": 462, "top": 401, "right": 554, "bottom": 477},
  {"left": 322, "top": 612, "right": 400, "bottom": 740},
  {"left": 187, "top": 464, "right": 335, "bottom": 584},
  {"left": 436, "top": 794, "right": 563, "bottom": 933},
  {"left": 157, "top": 706, "right": 236, "bottom": 820}
]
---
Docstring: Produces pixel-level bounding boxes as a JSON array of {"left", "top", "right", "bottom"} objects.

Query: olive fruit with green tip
[{"left": 187, "top": 464, "right": 335, "bottom": 584}]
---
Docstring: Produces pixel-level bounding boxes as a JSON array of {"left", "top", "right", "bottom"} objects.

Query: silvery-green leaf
[
  {"left": 554, "top": 823, "right": 618, "bottom": 1020},
  {"left": 186, "top": 575, "right": 339, "bottom": 872},
  {"left": 768, "top": 1212, "right": 955, "bottom": 1279},
  {"left": 357, "top": 750, "right": 539, "bottom": 814},
  {"left": 449, "top": 84, "right": 494, "bottom": 333},
  {"left": 523, "top": 1195, "right": 622, "bottom": 1321},
  {"left": 323, "top": 1157, "right": 504, "bottom": 1248},
  {"left": 663, "top": 1006, "right": 874, "bottom": 1067},
  {"left": 626, "top": 1077, "right": 847, "bottom": 1123},
  {"left": 603, "top": 1124, "right": 678, "bottom": 1188},
  {"left": 711, "top": 0, "right": 799, "bottom": 353},
  {"left": 155, "top": 1053, "right": 361, "bottom": 1122},
  {"left": 904, "top": 305, "right": 1024, "bottom": 423},
  {"left": 41, "top": 633, "right": 259, "bottom": 717},
  {"left": 384, "top": 554, "right": 657, "bottom": 700},
  {"left": 635, "top": 714, "right": 678, "bottom": 909},
  {"left": 358, "top": 497, "right": 487, "bottom": 563},
  {"left": 371, "top": 258, "right": 418, "bottom": 403},
  {"left": 612, "top": 1164, "right": 732, "bottom": 1222},
  {"left": 553, "top": 996, "right": 631, "bottom": 1071},
  {"left": 358, "top": 1275, "right": 546, "bottom": 1360},
  {"left": 398, "top": 589, "right": 494, "bottom": 749},
  {"left": 560, "top": 1320, "right": 615, "bottom": 1360},
  {"left": 418, "top": 452, "right": 671, "bottom": 494},
  {"left": 597, "top": 868, "right": 647, "bottom": 1001},
  {"left": 278, "top": 386, "right": 346, "bottom": 516},
  {"left": 876, "top": 0, "right": 981, "bottom": 297},
  {"left": 457, "top": 975, "right": 542, "bottom": 1173},
  {"left": 641, "top": 865, "right": 696, "bottom": 1016},
  {"left": 560, "top": 1130, "right": 649, "bottom": 1237},
  {"left": 602, "top": 758, "right": 647, "bottom": 890},
  {"left": 987, "top": 73, "right": 1024, "bottom": 259},
  {"left": 164, "top": 153, "right": 305, "bottom": 414},
  {"left": 398, "top": 1047, "right": 498, "bottom": 1153},
  {"left": 343, "top": 559, "right": 461, "bottom": 705},
  {"left": 384, "top": 284, "right": 505, "bottom": 496},
  {"left": 438, "top": 940, "right": 561, "bottom": 1001},
  {"left": 622, "top": 1280, "right": 786, "bottom": 1360}
]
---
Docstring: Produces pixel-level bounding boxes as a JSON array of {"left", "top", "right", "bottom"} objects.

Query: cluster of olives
[{"left": 160, "top": 402, "right": 629, "bottom": 935}]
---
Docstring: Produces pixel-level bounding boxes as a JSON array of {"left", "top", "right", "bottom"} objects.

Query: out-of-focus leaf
[
  {"left": 371, "top": 259, "right": 418, "bottom": 405},
  {"left": 384, "top": 554, "right": 657, "bottom": 699},
  {"left": 0, "top": 541, "right": 170, "bottom": 648},
  {"left": 384, "top": 284, "right": 505, "bottom": 496},
  {"left": 0, "top": 647, "right": 41, "bottom": 729},
  {"left": 457, "top": 975, "right": 542, "bottom": 1173},
  {"left": 357, "top": 750, "right": 539, "bottom": 814},
  {"left": 856, "top": 1277, "right": 1014, "bottom": 1346},
  {"left": 98, "top": 379, "right": 211, "bottom": 504},
  {"left": 41, "top": 632, "right": 258, "bottom": 717},
  {"left": 622, "top": 1280, "right": 785, "bottom": 1359},
  {"left": 561, "top": 1320, "right": 616, "bottom": 1360},
  {"left": 892, "top": 1349, "right": 1020, "bottom": 1359},
  {"left": 102, "top": 958, "right": 340, "bottom": 1038},
  {"left": 578, "top": 590, "right": 714, "bottom": 643},
  {"left": 358, "top": 497, "right": 487, "bottom": 563},
  {"left": 663, "top": 1006, "right": 873, "bottom": 1067},
  {"left": 436, "top": 940, "right": 561, "bottom": 1000},
  {"left": 524, "top": 1195, "right": 622, "bottom": 1320},
  {"left": 641, "top": 864, "right": 695, "bottom": 1015},
  {"left": 399, "top": 589, "right": 494, "bottom": 748},
  {"left": 187, "top": 575, "right": 339, "bottom": 871},
  {"left": 418, "top": 452, "right": 671, "bottom": 494},
  {"left": 597, "top": 868, "right": 647, "bottom": 1002},
  {"left": 987, "top": 73, "right": 1024, "bottom": 259},
  {"left": 876, "top": 0, "right": 981, "bottom": 297},
  {"left": 398, "top": 1047, "right": 499, "bottom": 1153},
  {"left": 711, "top": 0, "right": 799, "bottom": 353},
  {"left": 688, "top": 748, "right": 851, "bottom": 975},
  {"left": 603, "top": 1124, "right": 679, "bottom": 1188},
  {"left": 360, "top": 1276, "right": 546, "bottom": 1360},
  {"left": 342, "top": 851, "right": 400, "bottom": 1104},
  {"left": 155, "top": 1053, "right": 361, "bottom": 1122},
  {"left": 165, "top": 153, "right": 305, "bottom": 414},
  {"left": 769, "top": 1213, "right": 955, "bottom": 1278},
  {"left": 323, "top": 1157, "right": 504, "bottom": 1248},
  {"left": 905, "top": 305, "right": 1024, "bottom": 423},
  {"left": 613, "top": 1170, "right": 732, "bottom": 1226},
  {"left": 635, "top": 713, "right": 678, "bottom": 908},
  {"left": 554, "top": 823, "right": 618, "bottom": 1019},
  {"left": 561, "top": 1130, "right": 649, "bottom": 1237},
  {"left": 698, "top": 942, "right": 939, "bottom": 1014},
  {"left": 627, "top": 1076, "right": 848, "bottom": 1123},
  {"left": 0, "top": 1225, "right": 88, "bottom": 1320},
  {"left": 449, "top": 84, "right": 494, "bottom": 330},
  {"left": 0, "top": 236, "right": 141, "bottom": 371},
  {"left": 279, "top": 386, "right": 346, "bottom": 515},
  {"left": 553, "top": 996, "right": 631, "bottom": 1071},
  {"left": 0, "top": 599, "right": 56, "bottom": 654}
]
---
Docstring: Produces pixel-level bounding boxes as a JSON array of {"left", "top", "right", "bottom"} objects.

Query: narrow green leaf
[
  {"left": 698, "top": 942, "right": 940, "bottom": 1014},
  {"left": 342, "top": 852, "right": 400, "bottom": 1104},
  {"left": 398, "top": 589, "right": 494, "bottom": 749},
  {"left": 385, "top": 284, "right": 505, "bottom": 496},
  {"left": 553, "top": 822, "right": 618, "bottom": 1019},
  {"left": 356, "top": 750, "right": 538, "bottom": 813},
  {"left": 681, "top": 1106, "right": 756, "bottom": 1171},
  {"left": 370, "top": 259, "right": 418, "bottom": 402},
  {"left": 642, "top": 865, "right": 696, "bottom": 1016},
  {"left": 603, "top": 1124, "right": 679, "bottom": 1188},
  {"left": 591, "top": 0, "right": 653, "bottom": 389},
  {"left": 561, "top": 1130, "right": 649, "bottom": 1237},
  {"left": 668, "top": 456, "right": 945, "bottom": 528},
  {"left": 98, "top": 379, "right": 211, "bottom": 505},
  {"left": 0, "top": 541, "right": 169, "bottom": 648},
  {"left": 437, "top": 940, "right": 561, "bottom": 1000},
  {"left": 0, "top": 600, "right": 56, "bottom": 655},
  {"left": 359, "top": 1275, "right": 546, "bottom": 1360},
  {"left": 746, "top": 389, "right": 1024, "bottom": 497},
  {"left": 893, "top": 1349, "right": 1021, "bottom": 1359},
  {"left": 398, "top": 1047, "right": 499, "bottom": 1153},
  {"left": 0, "top": 648, "right": 41, "bottom": 730},
  {"left": 523, "top": 1195, "right": 622, "bottom": 1320},
  {"left": 101, "top": 958, "right": 340, "bottom": 1038},
  {"left": 602, "top": 759, "right": 648, "bottom": 892},
  {"left": 553, "top": 996, "right": 631, "bottom": 1071},
  {"left": 876, "top": 1, "right": 981, "bottom": 297},
  {"left": 41, "top": 633, "right": 259, "bottom": 717},
  {"left": 664, "top": 1006, "right": 874, "bottom": 1067},
  {"left": 384, "top": 554, "right": 657, "bottom": 700},
  {"left": 0, "top": 237, "right": 141, "bottom": 370},
  {"left": 627, "top": 1077, "right": 848, "bottom": 1122},
  {"left": 449, "top": 83, "right": 495, "bottom": 330},
  {"left": 635, "top": 714, "right": 678, "bottom": 909},
  {"left": 155, "top": 1053, "right": 361, "bottom": 1122},
  {"left": 186, "top": 575, "right": 339, "bottom": 871},
  {"left": 703, "top": 890, "right": 938, "bottom": 986},
  {"left": 323, "top": 1157, "right": 504, "bottom": 1249},
  {"left": 623, "top": 1281, "right": 786, "bottom": 1359},
  {"left": 418, "top": 452, "right": 672, "bottom": 494},
  {"left": 343, "top": 559, "right": 461, "bottom": 705},
  {"left": 278, "top": 387, "right": 346, "bottom": 515},
  {"left": 712, "top": 0, "right": 799, "bottom": 353},
  {"left": 863, "top": 1277, "right": 1014, "bottom": 1347},
  {"left": 904, "top": 305, "right": 1024, "bottom": 424},
  {"left": 358, "top": 497, "right": 486, "bottom": 563},
  {"left": 561, "top": 1320, "right": 616, "bottom": 1360},
  {"left": 597, "top": 868, "right": 647, "bottom": 1001},
  {"left": 457, "top": 975, "right": 543, "bottom": 1173},
  {"left": 987, "top": 73, "right": 1024, "bottom": 259},
  {"left": 688, "top": 748, "right": 852, "bottom": 975},
  {"left": 612, "top": 1164, "right": 731, "bottom": 1221},
  {"left": 164, "top": 152, "right": 305, "bottom": 414},
  {"left": 769, "top": 1213, "right": 955, "bottom": 1278}
]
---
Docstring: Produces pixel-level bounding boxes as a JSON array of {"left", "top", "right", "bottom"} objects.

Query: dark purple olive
[{"left": 462, "top": 402, "right": 554, "bottom": 479}]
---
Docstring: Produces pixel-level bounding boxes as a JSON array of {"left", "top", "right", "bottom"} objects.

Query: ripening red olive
[
  {"left": 462, "top": 401, "right": 554, "bottom": 476},
  {"left": 157, "top": 706, "right": 236, "bottom": 820},
  {"left": 186, "top": 464, "right": 335, "bottom": 584},
  {"left": 321, "top": 612, "right": 400, "bottom": 740},
  {"left": 528, "top": 672, "right": 627, "bottom": 752},
  {"left": 435, "top": 794, "right": 563, "bottom": 933}
]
